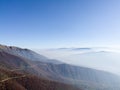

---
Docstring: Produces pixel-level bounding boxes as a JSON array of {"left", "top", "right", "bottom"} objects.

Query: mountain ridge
[{"left": 0, "top": 44, "right": 120, "bottom": 90}]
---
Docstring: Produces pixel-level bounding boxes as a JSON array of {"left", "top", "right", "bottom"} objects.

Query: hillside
[
  {"left": 0, "top": 44, "right": 120, "bottom": 90},
  {"left": 0, "top": 68, "right": 80, "bottom": 90}
]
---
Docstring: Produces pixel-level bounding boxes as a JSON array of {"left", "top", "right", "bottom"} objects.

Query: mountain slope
[
  {"left": 0, "top": 68, "right": 80, "bottom": 90},
  {"left": 0, "top": 44, "right": 62, "bottom": 64},
  {"left": 0, "top": 44, "right": 120, "bottom": 90},
  {"left": 0, "top": 51, "right": 62, "bottom": 81}
]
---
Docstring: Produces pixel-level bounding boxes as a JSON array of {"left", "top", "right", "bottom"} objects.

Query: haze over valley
[{"left": 35, "top": 47, "right": 120, "bottom": 75}]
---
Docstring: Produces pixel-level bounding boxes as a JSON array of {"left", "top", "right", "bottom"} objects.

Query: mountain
[
  {"left": 0, "top": 48, "right": 80, "bottom": 90},
  {"left": 0, "top": 68, "right": 79, "bottom": 90},
  {"left": 0, "top": 44, "right": 62, "bottom": 64},
  {"left": 0, "top": 45, "right": 120, "bottom": 90}
]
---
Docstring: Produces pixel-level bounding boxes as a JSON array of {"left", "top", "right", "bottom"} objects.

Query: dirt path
[{"left": 0, "top": 75, "right": 26, "bottom": 83}]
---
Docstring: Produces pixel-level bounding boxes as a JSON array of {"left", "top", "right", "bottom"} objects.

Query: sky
[{"left": 0, "top": 0, "right": 120, "bottom": 49}]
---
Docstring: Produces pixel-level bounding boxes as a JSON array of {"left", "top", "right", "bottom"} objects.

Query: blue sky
[{"left": 0, "top": 0, "right": 120, "bottom": 48}]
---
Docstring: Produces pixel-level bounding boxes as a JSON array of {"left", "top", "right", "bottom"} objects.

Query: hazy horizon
[{"left": 34, "top": 47, "right": 120, "bottom": 75}]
